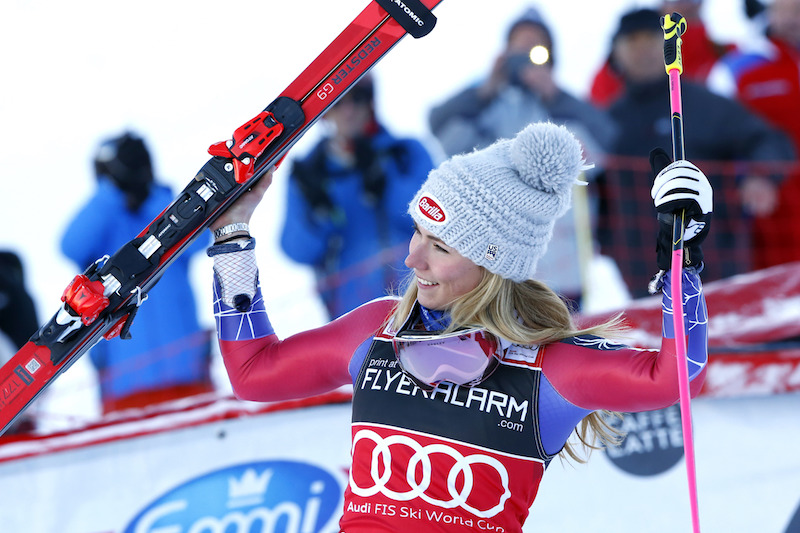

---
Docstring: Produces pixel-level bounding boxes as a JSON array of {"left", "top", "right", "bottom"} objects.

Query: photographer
[
  {"left": 428, "top": 6, "right": 616, "bottom": 309},
  {"left": 280, "top": 76, "right": 435, "bottom": 319},
  {"left": 429, "top": 6, "right": 615, "bottom": 161},
  {"left": 61, "top": 132, "right": 214, "bottom": 414}
]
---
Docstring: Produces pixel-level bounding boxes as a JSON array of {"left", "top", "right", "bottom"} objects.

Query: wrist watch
[{"left": 213, "top": 223, "right": 250, "bottom": 240}]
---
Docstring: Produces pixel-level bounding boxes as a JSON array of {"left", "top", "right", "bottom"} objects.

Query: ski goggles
[{"left": 392, "top": 307, "right": 503, "bottom": 390}]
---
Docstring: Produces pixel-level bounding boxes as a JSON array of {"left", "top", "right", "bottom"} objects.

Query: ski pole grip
[{"left": 661, "top": 12, "right": 687, "bottom": 75}]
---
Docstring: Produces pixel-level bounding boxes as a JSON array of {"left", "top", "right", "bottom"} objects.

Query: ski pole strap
[{"left": 661, "top": 12, "right": 686, "bottom": 75}]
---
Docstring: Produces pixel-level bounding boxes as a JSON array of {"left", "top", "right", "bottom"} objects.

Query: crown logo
[{"left": 227, "top": 468, "right": 272, "bottom": 508}]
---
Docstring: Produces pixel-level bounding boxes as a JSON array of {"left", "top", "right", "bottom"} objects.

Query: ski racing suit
[{"left": 209, "top": 238, "right": 708, "bottom": 533}]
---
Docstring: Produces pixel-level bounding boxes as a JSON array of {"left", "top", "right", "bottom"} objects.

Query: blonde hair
[{"left": 392, "top": 268, "right": 625, "bottom": 463}]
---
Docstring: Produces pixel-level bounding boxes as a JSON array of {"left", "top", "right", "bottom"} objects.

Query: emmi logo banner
[{"left": 124, "top": 460, "right": 342, "bottom": 533}]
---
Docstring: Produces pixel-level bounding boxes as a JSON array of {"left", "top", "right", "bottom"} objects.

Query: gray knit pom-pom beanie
[{"left": 409, "top": 122, "right": 585, "bottom": 282}]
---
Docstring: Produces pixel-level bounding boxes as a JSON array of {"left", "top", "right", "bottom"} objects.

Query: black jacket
[{"left": 598, "top": 80, "right": 795, "bottom": 297}]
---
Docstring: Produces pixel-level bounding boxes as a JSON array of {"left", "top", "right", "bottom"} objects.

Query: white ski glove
[
  {"left": 649, "top": 149, "right": 713, "bottom": 272},
  {"left": 651, "top": 159, "right": 712, "bottom": 219}
]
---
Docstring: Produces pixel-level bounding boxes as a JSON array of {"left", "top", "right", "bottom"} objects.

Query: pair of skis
[{"left": 0, "top": 0, "right": 442, "bottom": 434}]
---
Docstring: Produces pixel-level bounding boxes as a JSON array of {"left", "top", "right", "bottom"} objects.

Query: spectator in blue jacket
[
  {"left": 61, "top": 131, "right": 213, "bottom": 414},
  {"left": 280, "top": 76, "right": 436, "bottom": 319}
]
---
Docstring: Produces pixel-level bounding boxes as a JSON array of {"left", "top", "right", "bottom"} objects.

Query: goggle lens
[{"left": 391, "top": 307, "right": 502, "bottom": 389}]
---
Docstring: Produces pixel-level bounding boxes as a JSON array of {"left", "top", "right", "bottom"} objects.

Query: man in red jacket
[
  {"left": 590, "top": 0, "right": 735, "bottom": 108},
  {"left": 708, "top": 0, "right": 800, "bottom": 268}
]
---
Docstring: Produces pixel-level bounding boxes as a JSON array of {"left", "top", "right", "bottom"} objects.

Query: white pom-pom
[{"left": 510, "top": 122, "right": 584, "bottom": 194}]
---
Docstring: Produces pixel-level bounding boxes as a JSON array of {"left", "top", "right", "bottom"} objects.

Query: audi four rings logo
[{"left": 349, "top": 430, "right": 511, "bottom": 518}]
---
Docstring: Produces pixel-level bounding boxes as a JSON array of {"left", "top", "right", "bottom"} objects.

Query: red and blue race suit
[{"left": 211, "top": 241, "right": 707, "bottom": 532}]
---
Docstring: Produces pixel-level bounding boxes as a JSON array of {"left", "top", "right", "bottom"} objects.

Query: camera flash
[{"left": 529, "top": 45, "right": 550, "bottom": 66}]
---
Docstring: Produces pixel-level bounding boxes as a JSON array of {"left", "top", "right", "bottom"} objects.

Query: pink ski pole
[{"left": 660, "top": 12, "right": 701, "bottom": 533}]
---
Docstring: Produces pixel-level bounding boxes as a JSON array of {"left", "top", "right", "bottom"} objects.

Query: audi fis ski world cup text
[{"left": 346, "top": 500, "right": 509, "bottom": 531}]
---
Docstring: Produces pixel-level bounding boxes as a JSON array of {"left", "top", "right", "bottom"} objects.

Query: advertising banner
[{"left": 0, "top": 392, "right": 798, "bottom": 532}]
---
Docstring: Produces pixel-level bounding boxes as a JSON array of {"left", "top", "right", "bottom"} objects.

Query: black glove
[
  {"left": 290, "top": 147, "right": 335, "bottom": 221},
  {"left": 649, "top": 148, "right": 713, "bottom": 271},
  {"left": 353, "top": 135, "right": 386, "bottom": 206}
]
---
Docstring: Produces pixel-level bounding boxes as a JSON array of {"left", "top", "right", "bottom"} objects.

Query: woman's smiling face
[{"left": 404, "top": 224, "right": 484, "bottom": 310}]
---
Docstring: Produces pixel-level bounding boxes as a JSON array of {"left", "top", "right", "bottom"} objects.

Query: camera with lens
[{"left": 504, "top": 45, "right": 551, "bottom": 87}]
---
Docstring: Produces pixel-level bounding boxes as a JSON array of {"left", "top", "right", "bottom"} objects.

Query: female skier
[{"left": 207, "top": 122, "right": 711, "bottom": 532}]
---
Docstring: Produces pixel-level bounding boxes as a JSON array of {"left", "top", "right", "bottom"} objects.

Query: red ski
[{"left": 0, "top": 0, "right": 443, "bottom": 434}]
